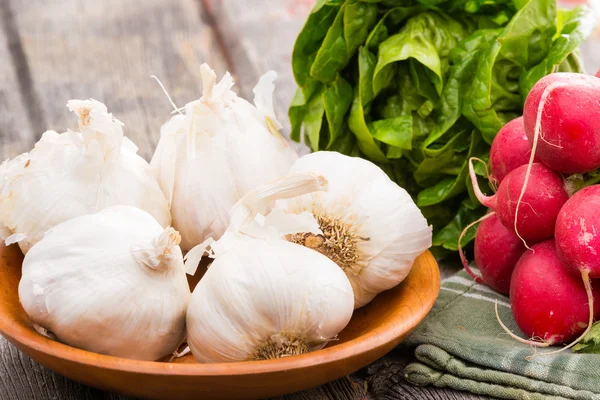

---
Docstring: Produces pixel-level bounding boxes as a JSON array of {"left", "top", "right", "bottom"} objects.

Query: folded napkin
[{"left": 402, "top": 270, "right": 600, "bottom": 400}]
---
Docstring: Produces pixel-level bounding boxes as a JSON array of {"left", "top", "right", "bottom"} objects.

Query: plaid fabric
[{"left": 403, "top": 270, "right": 600, "bottom": 400}]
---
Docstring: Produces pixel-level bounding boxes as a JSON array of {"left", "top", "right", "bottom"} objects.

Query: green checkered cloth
[{"left": 403, "top": 270, "right": 600, "bottom": 400}]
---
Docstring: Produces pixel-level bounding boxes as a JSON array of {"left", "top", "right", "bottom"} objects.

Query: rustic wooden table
[{"left": 0, "top": 1, "right": 598, "bottom": 399}]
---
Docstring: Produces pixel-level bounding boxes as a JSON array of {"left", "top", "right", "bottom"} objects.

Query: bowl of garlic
[{"left": 0, "top": 65, "right": 440, "bottom": 400}]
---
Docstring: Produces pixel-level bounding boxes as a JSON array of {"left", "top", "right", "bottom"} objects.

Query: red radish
[
  {"left": 556, "top": 185, "right": 600, "bottom": 277},
  {"left": 502, "top": 240, "right": 600, "bottom": 351},
  {"left": 469, "top": 160, "right": 568, "bottom": 244},
  {"left": 596, "top": 69, "right": 600, "bottom": 79},
  {"left": 523, "top": 73, "right": 600, "bottom": 174},
  {"left": 473, "top": 214, "right": 526, "bottom": 294},
  {"left": 489, "top": 116, "right": 537, "bottom": 186},
  {"left": 554, "top": 185, "right": 600, "bottom": 350}
]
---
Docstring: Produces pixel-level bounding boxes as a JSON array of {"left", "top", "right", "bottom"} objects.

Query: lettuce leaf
[{"left": 290, "top": 0, "right": 595, "bottom": 254}]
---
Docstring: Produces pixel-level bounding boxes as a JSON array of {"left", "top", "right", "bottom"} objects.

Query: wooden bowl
[{"left": 0, "top": 243, "right": 439, "bottom": 400}]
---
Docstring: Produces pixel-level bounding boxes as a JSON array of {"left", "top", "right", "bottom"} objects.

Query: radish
[
  {"left": 499, "top": 240, "right": 600, "bottom": 353},
  {"left": 489, "top": 117, "right": 537, "bottom": 186},
  {"left": 472, "top": 213, "right": 526, "bottom": 294},
  {"left": 556, "top": 186, "right": 600, "bottom": 277},
  {"left": 596, "top": 69, "right": 600, "bottom": 79},
  {"left": 469, "top": 160, "right": 568, "bottom": 244},
  {"left": 459, "top": 211, "right": 525, "bottom": 294},
  {"left": 523, "top": 73, "right": 600, "bottom": 174},
  {"left": 554, "top": 185, "right": 600, "bottom": 351}
]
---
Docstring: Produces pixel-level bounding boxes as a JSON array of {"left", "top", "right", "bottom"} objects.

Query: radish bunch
[{"left": 461, "top": 72, "right": 600, "bottom": 353}]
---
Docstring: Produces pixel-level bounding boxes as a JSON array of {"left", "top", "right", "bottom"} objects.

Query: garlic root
[{"left": 252, "top": 333, "right": 310, "bottom": 361}]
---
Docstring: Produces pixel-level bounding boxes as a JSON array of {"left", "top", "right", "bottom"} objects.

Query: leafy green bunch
[{"left": 289, "top": 0, "right": 596, "bottom": 256}]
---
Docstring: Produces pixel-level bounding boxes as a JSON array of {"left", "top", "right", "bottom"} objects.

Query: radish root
[
  {"left": 494, "top": 301, "right": 551, "bottom": 348},
  {"left": 514, "top": 82, "right": 564, "bottom": 250},
  {"left": 539, "top": 134, "right": 563, "bottom": 149},
  {"left": 526, "top": 270, "right": 594, "bottom": 359},
  {"left": 468, "top": 157, "right": 495, "bottom": 208},
  {"left": 458, "top": 212, "right": 496, "bottom": 284}
]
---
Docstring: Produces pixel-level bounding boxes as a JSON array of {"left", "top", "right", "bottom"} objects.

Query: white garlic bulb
[
  {"left": 150, "top": 64, "right": 297, "bottom": 251},
  {"left": 187, "top": 236, "right": 354, "bottom": 363},
  {"left": 277, "top": 151, "right": 432, "bottom": 308},
  {"left": 0, "top": 99, "right": 171, "bottom": 254},
  {"left": 186, "top": 172, "right": 354, "bottom": 363},
  {"left": 18, "top": 205, "right": 190, "bottom": 361}
]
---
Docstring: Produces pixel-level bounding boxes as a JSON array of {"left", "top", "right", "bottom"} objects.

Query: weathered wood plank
[
  {"left": 363, "top": 349, "right": 491, "bottom": 400},
  {"left": 0, "top": 0, "right": 37, "bottom": 159},
  {"left": 275, "top": 376, "right": 368, "bottom": 400},
  {"left": 7, "top": 0, "right": 228, "bottom": 160},
  {"left": 0, "top": 338, "right": 114, "bottom": 400},
  {"left": 205, "top": 0, "right": 313, "bottom": 156}
]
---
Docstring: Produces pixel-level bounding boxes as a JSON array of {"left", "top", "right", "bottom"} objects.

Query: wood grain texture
[
  {"left": 363, "top": 350, "right": 489, "bottom": 400},
  {"left": 0, "top": 338, "right": 119, "bottom": 400},
  {"left": 7, "top": 0, "right": 228, "bottom": 160},
  {"left": 0, "top": 0, "right": 37, "bottom": 159}
]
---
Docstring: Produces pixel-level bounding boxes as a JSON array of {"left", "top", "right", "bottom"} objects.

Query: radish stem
[
  {"left": 514, "top": 82, "right": 563, "bottom": 250},
  {"left": 469, "top": 157, "right": 495, "bottom": 209},
  {"left": 458, "top": 212, "right": 496, "bottom": 284}
]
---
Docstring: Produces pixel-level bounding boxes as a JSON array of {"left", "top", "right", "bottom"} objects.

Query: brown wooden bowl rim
[{"left": 0, "top": 250, "right": 439, "bottom": 376}]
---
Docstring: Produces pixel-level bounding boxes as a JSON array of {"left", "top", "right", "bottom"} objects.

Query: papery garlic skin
[
  {"left": 277, "top": 151, "right": 432, "bottom": 309},
  {"left": 150, "top": 64, "right": 297, "bottom": 251},
  {"left": 186, "top": 235, "right": 354, "bottom": 363},
  {"left": 18, "top": 205, "right": 190, "bottom": 361},
  {"left": 0, "top": 99, "right": 171, "bottom": 254}
]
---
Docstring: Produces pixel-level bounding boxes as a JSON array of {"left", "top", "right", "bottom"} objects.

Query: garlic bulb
[
  {"left": 186, "top": 173, "right": 354, "bottom": 363},
  {"left": 0, "top": 99, "right": 170, "bottom": 254},
  {"left": 150, "top": 64, "right": 297, "bottom": 251},
  {"left": 277, "top": 151, "right": 432, "bottom": 308},
  {"left": 187, "top": 238, "right": 354, "bottom": 363},
  {"left": 18, "top": 205, "right": 190, "bottom": 361}
]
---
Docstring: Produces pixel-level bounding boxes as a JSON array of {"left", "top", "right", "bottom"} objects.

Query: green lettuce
[
  {"left": 574, "top": 322, "right": 600, "bottom": 354},
  {"left": 289, "top": 0, "right": 595, "bottom": 254}
]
